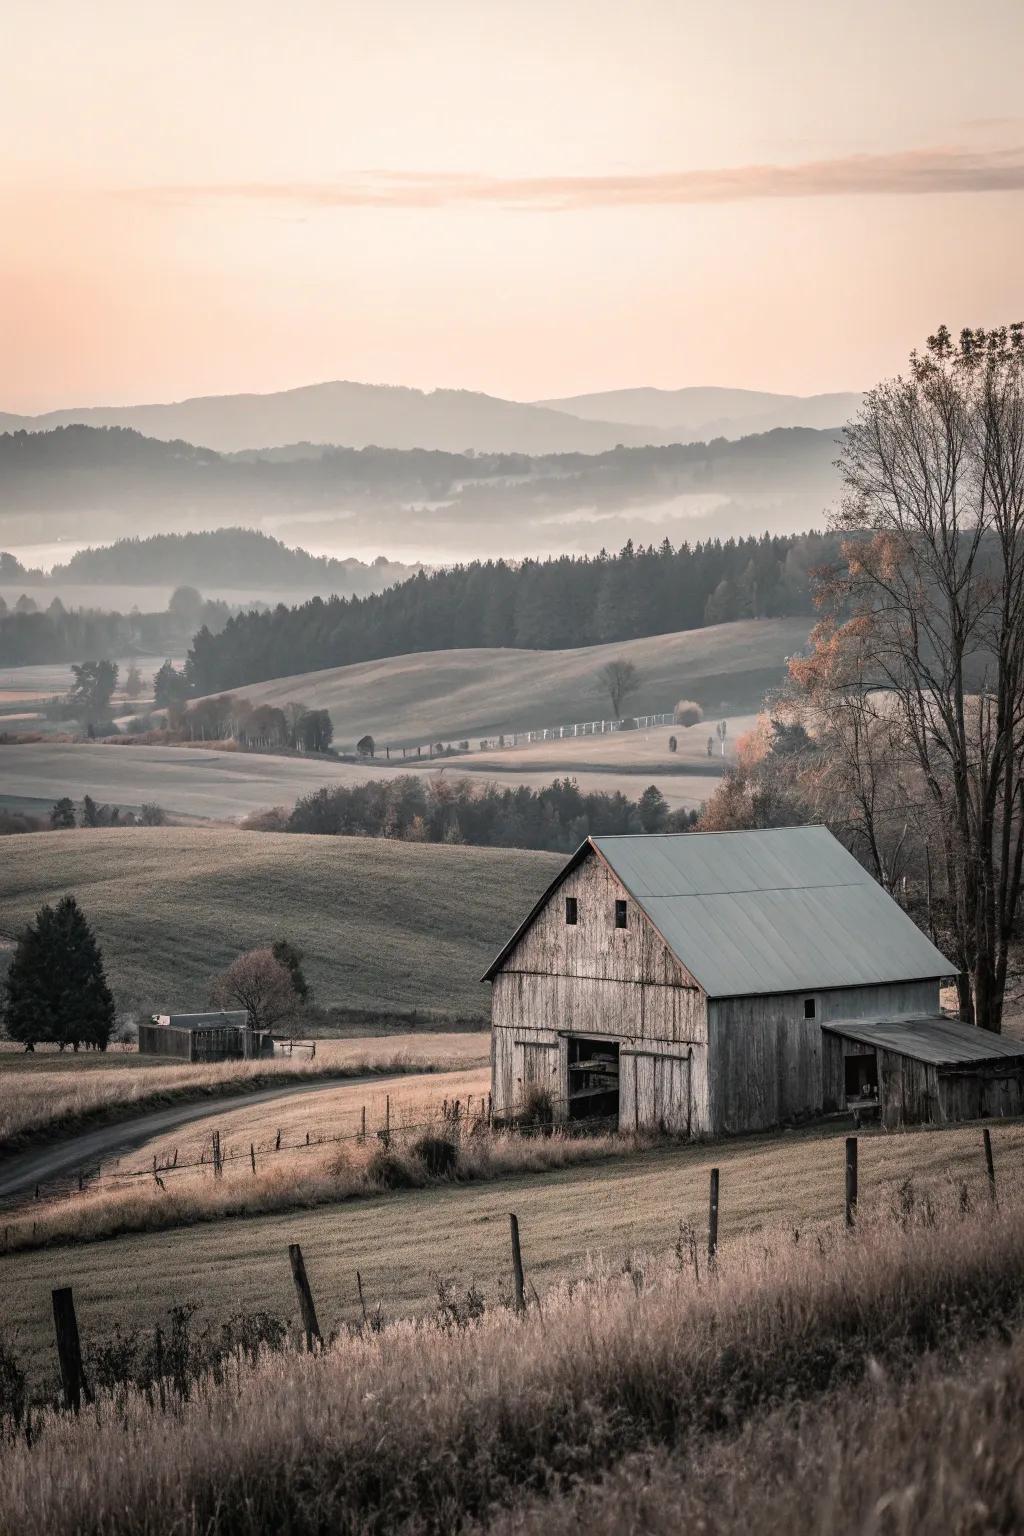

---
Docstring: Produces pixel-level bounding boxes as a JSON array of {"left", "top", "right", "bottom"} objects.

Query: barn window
[
  {"left": 804, "top": 997, "right": 816, "bottom": 1019},
  {"left": 615, "top": 899, "right": 628, "bottom": 929},
  {"left": 565, "top": 896, "right": 578, "bottom": 925}
]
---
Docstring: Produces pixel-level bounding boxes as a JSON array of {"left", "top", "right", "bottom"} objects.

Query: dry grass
[
  {"left": 1, "top": 1186, "right": 1023, "bottom": 1535},
  {"left": 0, "top": 827, "right": 560, "bottom": 1016},
  {"left": 1, "top": 1115, "right": 1021, "bottom": 1385},
  {"left": 1, "top": 1115, "right": 630, "bottom": 1254},
  {"left": 0, "top": 1034, "right": 487, "bottom": 1148}
]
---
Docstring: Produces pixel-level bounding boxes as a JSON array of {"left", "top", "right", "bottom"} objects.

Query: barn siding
[
  {"left": 709, "top": 981, "right": 942, "bottom": 1134},
  {"left": 490, "top": 850, "right": 709, "bottom": 1130}
]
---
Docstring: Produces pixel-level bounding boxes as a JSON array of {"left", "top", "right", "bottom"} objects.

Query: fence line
[{"left": 364, "top": 711, "right": 684, "bottom": 763}]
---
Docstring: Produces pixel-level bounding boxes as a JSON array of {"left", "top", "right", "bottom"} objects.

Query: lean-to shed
[{"left": 482, "top": 826, "right": 996, "bottom": 1134}]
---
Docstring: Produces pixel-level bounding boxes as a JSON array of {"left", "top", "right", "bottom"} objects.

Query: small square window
[
  {"left": 615, "top": 899, "right": 628, "bottom": 929},
  {"left": 804, "top": 997, "right": 816, "bottom": 1020},
  {"left": 565, "top": 896, "right": 578, "bottom": 925}
]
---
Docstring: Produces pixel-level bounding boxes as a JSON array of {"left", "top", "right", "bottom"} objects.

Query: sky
[{"left": 2, "top": 0, "right": 1023, "bottom": 413}]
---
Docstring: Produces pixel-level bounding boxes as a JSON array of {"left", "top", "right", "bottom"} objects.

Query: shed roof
[
  {"left": 823, "top": 1015, "right": 1024, "bottom": 1068},
  {"left": 154, "top": 1011, "right": 249, "bottom": 1030},
  {"left": 484, "top": 827, "right": 955, "bottom": 998}
]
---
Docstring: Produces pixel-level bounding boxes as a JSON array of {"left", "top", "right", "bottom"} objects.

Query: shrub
[
  {"left": 668, "top": 735, "right": 678, "bottom": 753},
  {"left": 674, "top": 699, "right": 703, "bottom": 727},
  {"left": 365, "top": 1147, "right": 428, "bottom": 1190},
  {"left": 411, "top": 1134, "right": 460, "bottom": 1178},
  {"left": 139, "top": 803, "right": 168, "bottom": 826}
]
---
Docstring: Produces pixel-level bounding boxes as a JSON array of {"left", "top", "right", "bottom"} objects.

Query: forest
[
  {"left": 186, "top": 530, "right": 840, "bottom": 693},
  {"left": 271, "top": 774, "right": 697, "bottom": 851}
]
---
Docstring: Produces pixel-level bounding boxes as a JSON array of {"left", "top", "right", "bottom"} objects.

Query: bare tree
[
  {"left": 818, "top": 323, "right": 1024, "bottom": 1030},
  {"left": 209, "top": 948, "right": 299, "bottom": 1030},
  {"left": 598, "top": 659, "right": 640, "bottom": 719}
]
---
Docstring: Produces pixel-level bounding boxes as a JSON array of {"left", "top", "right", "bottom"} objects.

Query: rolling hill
[
  {"left": 198, "top": 617, "right": 811, "bottom": 746},
  {"left": 0, "top": 829, "right": 561, "bottom": 1019},
  {"left": 540, "top": 385, "right": 863, "bottom": 440},
  {"left": 0, "top": 378, "right": 861, "bottom": 456}
]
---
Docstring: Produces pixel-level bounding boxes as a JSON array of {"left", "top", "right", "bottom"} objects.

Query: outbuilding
[
  {"left": 483, "top": 826, "right": 1023, "bottom": 1133},
  {"left": 138, "top": 1011, "right": 274, "bottom": 1062}
]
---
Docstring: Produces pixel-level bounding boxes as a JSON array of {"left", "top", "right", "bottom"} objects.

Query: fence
[
  {"left": 32, "top": 1120, "right": 1020, "bottom": 1416},
  {"left": 356, "top": 712, "right": 682, "bottom": 763}
]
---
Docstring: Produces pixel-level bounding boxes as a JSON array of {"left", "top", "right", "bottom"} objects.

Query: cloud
[{"left": 129, "top": 145, "right": 1024, "bottom": 213}]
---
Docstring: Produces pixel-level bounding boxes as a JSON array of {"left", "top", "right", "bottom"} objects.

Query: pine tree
[
  {"left": 49, "top": 797, "right": 76, "bottom": 829},
  {"left": 2, "top": 897, "right": 115, "bottom": 1052}
]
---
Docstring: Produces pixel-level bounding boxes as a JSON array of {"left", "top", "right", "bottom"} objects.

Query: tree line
[
  {"left": 0, "top": 587, "right": 233, "bottom": 666},
  {"left": 259, "top": 775, "right": 697, "bottom": 852},
  {"left": 186, "top": 531, "right": 840, "bottom": 694}
]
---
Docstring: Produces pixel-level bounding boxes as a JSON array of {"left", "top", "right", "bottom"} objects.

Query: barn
[
  {"left": 138, "top": 1011, "right": 275, "bottom": 1062},
  {"left": 483, "top": 826, "right": 1024, "bottom": 1134}
]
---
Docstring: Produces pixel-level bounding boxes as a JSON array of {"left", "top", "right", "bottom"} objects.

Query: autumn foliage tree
[{"left": 800, "top": 324, "right": 1024, "bottom": 1031}]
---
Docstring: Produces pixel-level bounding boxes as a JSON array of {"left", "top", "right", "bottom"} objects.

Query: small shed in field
[
  {"left": 138, "top": 1012, "right": 274, "bottom": 1062},
  {"left": 483, "top": 826, "right": 985, "bottom": 1135}
]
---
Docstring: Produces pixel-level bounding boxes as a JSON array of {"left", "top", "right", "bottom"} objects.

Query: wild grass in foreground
[
  {"left": 0, "top": 1033, "right": 485, "bottom": 1148},
  {"left": 1, "top": 1119, "right": 632, "bottom": 1252},
  {"left": 1, "top": 1186, "right": 1023, "bottom": 1535}
]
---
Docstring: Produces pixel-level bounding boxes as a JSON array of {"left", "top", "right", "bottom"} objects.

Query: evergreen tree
[
  {"left": 2, "top": 896, "right": 115, "bottom": 1051},
  {"left": 49, "top": 797, "right": 76, "bottom": 829},
  {"left": 271, "top": 939, "right": 310, "bottom": 1005}
]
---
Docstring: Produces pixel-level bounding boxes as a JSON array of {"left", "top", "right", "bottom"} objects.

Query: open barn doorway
[{"left": 567, "top": 1037, "right": 620, "bottom": 1123}]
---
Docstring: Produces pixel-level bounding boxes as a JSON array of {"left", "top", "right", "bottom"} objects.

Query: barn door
[
  {"left": 628, "top": 1051, "right": 691, "bottom": 1134},
  {"left": 519, "top": 1042, "right": 559, "bottom": 1115}
]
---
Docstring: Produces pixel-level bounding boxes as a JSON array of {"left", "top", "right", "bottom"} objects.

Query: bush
[
  {"left": 668, "top": 735, "right": 678, "bottom": 753},
  {"left": 411, "top": 1134, "right": 460, "bottom": 1178},
  {"left": 365, "top": 1147, "right": 428, "bottom": 1190},
  {"left": 139, "top": 803, "right": 167, "bottom": 826},
  {"left": 674, "top": 699, "right": 703, "bottom": 727}
]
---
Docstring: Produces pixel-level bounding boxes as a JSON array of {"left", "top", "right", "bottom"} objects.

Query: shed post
[
  {"left": 52, "top": 1287, "right": 89, "bottom": 1412},
  {"left": 845, "top": 1136, "right": 858, "bottom": 1227},
  {"left": 708, "top": 1167, "right": 720, "bottom": 1263},
  {"left": 288, "top": 1243, "right": 322, "bottom": 1351},
  {"left": 509, "top": 1213, "right": 526, "bottom": 1314},
  {"left": 983, "top": 1128, "right": 997, "bottom": 1202}
]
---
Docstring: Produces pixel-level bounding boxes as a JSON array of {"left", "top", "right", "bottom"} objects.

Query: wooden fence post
[
  {"left": 288, "top": 1243, "right": 322, "bottom": 1352},
  {"left": 361, "top": 1105, "right": 366, "bottom": 1142},
  {"left": 212, "top": 1130, "right": 223, "bottom": 1180},
  {"left": 845, "top": 1136, "right": 858, "bottom": 1227},
  {"left": 275, "top": 1129, "right": 281, "bottom": 1152},
  {"left": 983, "top": 1128, "right": 997, "bottom": 1202},
  {"left": 250, "top": 1142, "right": 257, "bottom": 1175},
  {"left": 52, "top": 1286, "right": 89, "bottom": 1412},
  {"left": 509, "top": 1213, "right": 526, "bottom": 1314},
  {"left": 708, "top": 1167, "right": 720, "bottom": 1263}
]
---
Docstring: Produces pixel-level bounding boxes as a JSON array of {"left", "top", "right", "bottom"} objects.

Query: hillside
[
  {"left": 540, "top": 384, "right": 863, "bottom": 439},
  {"left": 0, "top": 829, "right": 561, "bottom": 1018},
  {"left": 0, "top": 378, "right": 859, "bottom": 456},
  {"left": 0, "top": 381, "right": 654, "bottom": 456},
  {"left": 197, "top": 617, "right": 809, "bottom": 744},
  {"left": 0, "top": 423, "right": 843, "bottom": 557}
]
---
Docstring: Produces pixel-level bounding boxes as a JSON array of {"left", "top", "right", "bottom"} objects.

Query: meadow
[
  {"left": 0, "top": 828, "right": 560, "bottom": 1017},
  {"left": 193, "top": 617, "right": 810, "bottom": 747},
  {"left": 1, "top": 1110, "right": 1018, "bottom": 1383},
  {"left": 0, "top": 1034, "right": 487, "bottom": 1148},
  {"left": 0, "top": 1169, "right": 1022, "bottom": 1535}
]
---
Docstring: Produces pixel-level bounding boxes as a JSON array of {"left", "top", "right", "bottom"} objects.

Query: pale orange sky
[{"left": 2, "top": 0, "right": 1023, "bottom": 413}]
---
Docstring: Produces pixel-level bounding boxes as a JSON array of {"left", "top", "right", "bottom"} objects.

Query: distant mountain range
[
  {"left": 0, "top": 422, "right": 843, "bottom": 559},
  {"left": 0, "top": 379, "right": 863, "bottom": 456}
]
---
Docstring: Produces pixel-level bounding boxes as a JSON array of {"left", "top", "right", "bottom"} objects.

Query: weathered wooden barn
[
  {"left": 138, "top": 1011, "right": 275, "bottom": 1062},
  {"left": 484, "top": 827, "right": 1024, "bottom": 1133}
]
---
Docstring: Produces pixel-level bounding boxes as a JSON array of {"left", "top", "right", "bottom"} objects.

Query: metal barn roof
[
  {"left": 483, "top": 826, "right": 955, "bottom": 997},
  {"left": 154, "top": 1011, "right": 249, "bottom": 1030},
  {"left": 823, "top": 1015, "right": 1024, "bottom": 1068}
]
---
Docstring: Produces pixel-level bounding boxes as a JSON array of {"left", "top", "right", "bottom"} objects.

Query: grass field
[
  {"left": 2, "top": 1187, "right": 1023, "bottom": 1535},
  {"left": 0, "top": 1034, "right": 488, "bottom": 1148},
  {"left": 1, "top": 1112, "right": 1016, "bottom": 1384},
  {"left": 0, "top": 828, "right": 561, "bottom": 1017},
  {"left": 198, "top": 617, "right": 810, "bottom": 748},
  {"left": 0, "top": 734, "right": 725, "bottom": 819}
]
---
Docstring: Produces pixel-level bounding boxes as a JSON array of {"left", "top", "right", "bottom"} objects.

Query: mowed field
[
  {"left": 200, "top": 617, "right": 810, "bottom": 747},
  {"left": 1, "top": 1113, "right": 1017, "bottom": 1383},
  {"left": 0, "top": 828, "right": 561, "bottom": 1017},
  {"left": 0, "top": 729, "right": 736, "bottom": 821}
]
